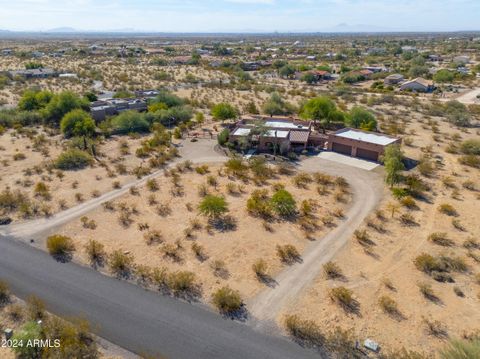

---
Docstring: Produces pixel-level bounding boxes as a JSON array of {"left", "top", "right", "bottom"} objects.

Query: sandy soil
[
  {"left": 55, "top": 163, "right": 349, "bottom": 303},
  {"left": 286, "top": 107, "right": 480, "bottom": 355},
  {"left": 0, "top": 129, "right": 155, "bottom": 221}
]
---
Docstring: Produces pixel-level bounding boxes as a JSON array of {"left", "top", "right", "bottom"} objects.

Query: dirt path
[
  {"left": 0, "top": 139, "right": 226, "bottom": 239},
  {"left": 248, "top": 156, "right": 384, "bottom": 325}
]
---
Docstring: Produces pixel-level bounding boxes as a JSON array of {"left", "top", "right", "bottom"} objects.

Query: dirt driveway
[{"left": 249, "top": 156, "right": 384, "bottom": 325}]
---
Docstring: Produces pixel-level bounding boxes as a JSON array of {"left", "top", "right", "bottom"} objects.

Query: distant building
[
  {"left": 8, "top": 68, "right": 57, "bottom": 79},
  {"left": 90, "top": 98, "right": 148, "bottom": 122},
  {"left": 1, "top": 49, "right": 13, "bottom": 56},
  {"left": 399, "top": 77, "right": 435, "bottom": 92},
  {"left": 384, "top": 74, "right": 405, "bottom": 85},
  {"left": 453, "top": 55, "right": 470, "bottom": 65}
]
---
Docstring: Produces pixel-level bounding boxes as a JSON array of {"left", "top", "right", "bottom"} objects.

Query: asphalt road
[{"left": 0, "top": 235, "right": 321, "bottom": 359}]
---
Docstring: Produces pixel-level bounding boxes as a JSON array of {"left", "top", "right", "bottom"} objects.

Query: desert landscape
[{"left": 1, "top": 27, "right": 479, "bottom": 359}]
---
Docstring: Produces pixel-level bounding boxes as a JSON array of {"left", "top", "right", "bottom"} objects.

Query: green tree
[
  {"left": 300, "top": 96, "right": 337, "bottom": 131},
  {"left": 278, "top": 65, "right": 295, "bottom": 78},
  {"left": 262, "top": 92, "right": 293, "bottom": 116},
  {"left": 18, "top": 89, "right": 53, "bottom": 111},
  {"left": 434, "top": 69, "right": 455, "bottom": 83},
  {"left": 43, "top": 91, "right": 88, "bottom": 125},
  {"left": 383, "top": 144, "right": 405, "bottom": 187},
  {"left": 60, "top": 109, "right": 96, "bottom": 149},
  {"left": 111, "top": 111, "right": 150, "bottom": 134},
  {"left": 300, "top": 72, "right": 317, "bottom": 84},
  {"left": 211, "top": 103, "right": 238, "bottom": 122},
  {"left": 346, "top": 106, "right": 377, "bottom": 131},
  {"left": 198, "top": 195, "right": 228, "bottom": 218}
]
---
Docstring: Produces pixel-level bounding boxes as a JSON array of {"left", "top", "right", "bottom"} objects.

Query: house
[
  {"left": 90, "top": 98, "right": 148, "bottom": 122},
  {"left": 384, "top": 74, "right": 404, "bottom": 85},
  {"left": 1, "top": 49, "right": 13, "bottom": 56},
  {"left": 328, "top": 128, "right": 401, "bottom": 162},
  {"left": 134, "top": 89, "right": 159, "bottom": 98},
  {"left": 400, "top": 77, "right": 435, "bottom": 92},
  {"left": 229, "top": 117, "right": 319, "bottom": 153},
  {"left": 8, "top": 68, "right": 57, "bottom": 79}
]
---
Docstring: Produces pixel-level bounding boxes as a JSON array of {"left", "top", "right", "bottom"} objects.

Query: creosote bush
[
  {"left": 46, "top": 234, "right": 75, "bottom": 260},
  {"left": 211, "top": 286, "right": 243, "bottom": 314}
]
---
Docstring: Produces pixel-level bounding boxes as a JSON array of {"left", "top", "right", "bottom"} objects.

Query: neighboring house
[
  {"left": 428, "top": 54, "right": 443, "bottom": 62},
  {"left": 328, "top": 128, "right": 401, "bottom": 162},
  {"left": 1, "top": 49, "right": 13, "bottom": 56},
  {"left": 384, "top": 74, "right": 405, "bottom": 85},
  {"left": 8, "top": 68, "right": 57, "bottom": 79},
  {"left": 453, "top": 55, "right": 470, "bottom": 65},
  {"left": 364, "top": 66, "right": 388, "bottom": 73},
  {"left": 90, "top": 98, "right": 148, "bottom": 122},
  {"left": 134, "top": 89, "right": 159, "bottom": 98},
  {"left": 399, "top": 77, "right": 435, "bottom": 92}
]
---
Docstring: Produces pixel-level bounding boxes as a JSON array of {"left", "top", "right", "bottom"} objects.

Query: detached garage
[{"left": 328, "top": 128, "right": 401, "bottom": 162}]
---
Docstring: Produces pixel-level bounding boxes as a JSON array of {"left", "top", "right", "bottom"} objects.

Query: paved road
[
  {"left": 0, "top": 236, "right": 321, "bottom": 359},
  {"left": 249, "top": 156, "right": 384, "bottom": 322}
]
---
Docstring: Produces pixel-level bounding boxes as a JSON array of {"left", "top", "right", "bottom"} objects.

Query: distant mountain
[{"left": 46, "top": 27, "right": 78, "bottom": 33}]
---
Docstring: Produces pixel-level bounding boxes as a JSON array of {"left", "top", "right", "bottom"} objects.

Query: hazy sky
[{"left": 0, "top": 0, "right": 479, "bottom": 32}]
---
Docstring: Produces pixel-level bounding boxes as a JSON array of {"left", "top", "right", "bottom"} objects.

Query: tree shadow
[
  {"left": 52, "top": 252, "right": 74, "bottom": 263},
  {"left": 257, "top": 274, "right": 278, "bottom": 288},
  {"left": 221, "top": 305, "right": 249, "bottom": 322}
]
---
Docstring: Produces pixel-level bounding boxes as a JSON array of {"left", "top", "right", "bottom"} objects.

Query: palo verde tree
[
  {"left": 383, "top": 144, "right": 405, "bottom": 188},
  {"left": 300, "top": 96, "right": 342, "bottom": 132},
  {"left": 198, "top": 195, "right": 228, "bottom": 219},
  {"left": 345, "top": 106, "right": 377, "bottom": 131},
  {"left": 211, "top": 103, "right": 238, "bottom": 122},
  {"left": 60, "top": 109, "right": 96, "bottom": 149}
]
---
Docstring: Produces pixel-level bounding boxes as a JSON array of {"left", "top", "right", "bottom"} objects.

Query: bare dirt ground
[{"left": 50, "top": 162, "right": 350, "bottom": 305}]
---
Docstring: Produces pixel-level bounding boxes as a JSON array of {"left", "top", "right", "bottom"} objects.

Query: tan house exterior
[{"left": 328, "top": 128, "right": 401, "bottom": 162}]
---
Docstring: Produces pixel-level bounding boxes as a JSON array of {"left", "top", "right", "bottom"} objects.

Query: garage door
[
  {"left": 356, "top": 148, "right": 379, "bottom": 161},
  {"left": 332, "top": 142, "right": 352, "bottom": 156}
]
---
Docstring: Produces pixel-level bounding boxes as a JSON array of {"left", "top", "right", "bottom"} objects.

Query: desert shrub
[
  {"left": 270, "top": 189, "right": 297, "bottom": 217},
  {"left": 438, "top": 203, "right": 457, "bottom": 216},
  {"left": 198, "top": 195, "right": 228, "bottom": 218},
  {"left": 354, "top": 229, "right": 374, "bottom": 247},
  {"left": 460, "top": 139, "right": 480, "bottom": 155},
  {"left": 399, "top": 212, "right": 416, "bottom": 226},
  {"left": 55, "top": 148, "right": 93, "bottom": 170},
  {"left": 206, "top": 175, "right": 218, "bottom": 187},
  {"left": 329, "top": 286, "right": 358, "bottom": 312},
  {"left": 108, "top": 250, "right": 134, "bottom": 278},
  {"left": 323, "top": 261, "right": 343, "bottom": 279},
  {"left": 440, "top": 338, "right": 480, "bottom": 359},
  {"left": 252, "top": 258, "right": 268, "bottom": 278},
  {"left": 167, "top": 271, "right": 197, "bottom": 296},
  {"left": 428, "top": 232, "right": 454, "bottom": 247},
  {"left": 191, "top": 242, "right": 208, "bottom": 261},
  {"left": 292, "top": 172, "right": 312, "bottom": 188},
  {"left": 414, "top": 253, "right": 443, "bottom": 274},
  {"left": 225, "top": 182, "right": 237, "bottom": 194},
  {"left": 284, "top": 315, "right": 325, "bottom": 347},
  {"left": 84, "top": 239, "right": 105, "bottom": 267},
  {"left": 13, "top": 152, "right": 26, "bottom": 161},
  {"left": 0, "top": 189, "right": 30, "bottom": 213},
  {"left": 400, "top": 196, "right": 417, "bottom": 209},
  {"left": 423, "top": 317, "right": 448, "bottom": 338},
  {"left": 418, "top": 282, "right": 439, "bottom": 302},
  {"left": 46, "top": 235, "right": 75, "bottom": 260},
  {"left": 162, "top": 243, "right": 182, "bottom": 262},
  {"left": 212, "top": 286, "right": 243, "bottom": 314},
  {"left": 249, "top": 157, "right": 274, "bottom": 180},
  {"left": 378, "top": 295, "right": 399, "bottom": 316},
  {"left": 224, "top": 158, "right": 248, "bottom": 177},
  {"left": 146, "top": 179, "right": 159, "bottom": 191},
  {"left": 0, "top": 280, "right": 10, "bottom": 305},
  {"left": 463, "top": 238, "right": 479, "bottom": 250},
  {"left": 210, "top": 259, "right": 228, "bottom": 278},
  {"left": 26, "top": 295, "right": 46, "bottom": 321},
  {"left": 246, "top": 189, "right": 272, "bottom": 219},
  {"left": 458, "top": 155, "right": 480, "bottom": 169},
  {"left": 144, "top": 230, "right": 163, "bottom": 245},
  {"left": 195, "top": 164, "right": 209, "bottom": 175},
  {"left": 453, "top": 286, "right": 464, "bottom": 297},
  {"left": 276, "top": 244, "right": 301, "bottom": 264}
]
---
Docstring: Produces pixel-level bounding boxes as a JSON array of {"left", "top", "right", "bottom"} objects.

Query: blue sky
[{"left": 0, "top": 0, "right": 479, "bottom": 32}]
